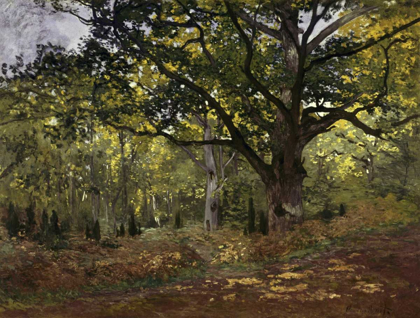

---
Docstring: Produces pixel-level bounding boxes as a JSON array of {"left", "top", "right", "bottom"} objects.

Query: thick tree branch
[
  {"left": 352, "top": 38, "right": 410, "bottom": 116},
  {"left": 106, "top": 122, "right": 234, "bottom": 147},
  {"left": 224, "top": 1, "right": 292, "bottom": 124},
  {"left": 391, "top": 114, "right": 420, "bottom": 127},
  {"left": 175, "top": 0, "right": 217, "bottom": 68},
  {"left": 302, "top": 92, "right": 363, "bottom": 117},
  {"left": 306, "top": 6, "right": 378, "bottom": 54},
  {"left": 237, "top": 10, "right": 282, "bottom": 41},
  {"left": 0, "top": 162, "right": 17, "bottom": 180},
  {"left": 306, "top": 17, "right": 420, "bottom": 71}
]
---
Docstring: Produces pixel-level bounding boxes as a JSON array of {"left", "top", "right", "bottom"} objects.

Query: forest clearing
[
  {"left": 1, "top": 219, "right": 420, "bottom": 317},
  {"left": 0, "top": 0, "right": 419, "bottom": 317}
]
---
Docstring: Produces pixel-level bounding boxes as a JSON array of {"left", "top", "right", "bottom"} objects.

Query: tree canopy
[{"left": 0, "top": 0, "right": 419, "bottom": 234}]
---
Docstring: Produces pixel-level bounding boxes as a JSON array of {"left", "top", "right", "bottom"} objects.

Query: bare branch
[
  {"left": 391, "top": 114, "right": 420, "bottom": 127},
  {"left": 237, "top": 10, "right": 282, "bottom": 41},
  {"left": 223, "top": 152, "right": 237, "bottom": 169},
  {"left": 0, "top": 162, "right": 17, "bottom": 180},
  {"left": 306, "top": 6, "right": 378, "bottom": 54},
  {"left": 179, "top": 145, "right": 209, "bottom": 172}
]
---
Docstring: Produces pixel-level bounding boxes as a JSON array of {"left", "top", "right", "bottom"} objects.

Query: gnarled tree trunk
[{"left": 265, "top": 172, "right": 305, "bottom": 233}]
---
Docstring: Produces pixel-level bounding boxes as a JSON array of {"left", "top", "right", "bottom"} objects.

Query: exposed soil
[{"left": 1, "top": 225, "right": 419, "bottom": 318}]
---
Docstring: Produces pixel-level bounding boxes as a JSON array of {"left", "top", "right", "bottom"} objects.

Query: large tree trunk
[
  {"left": 262, "top": 11, "right": 304, "bottom": 234},
  {"left": 265, "top": 174, "right": 304, "bottom": 233},
  {"left": 264, "top": 134, "right": 306, "bottom": 233}
]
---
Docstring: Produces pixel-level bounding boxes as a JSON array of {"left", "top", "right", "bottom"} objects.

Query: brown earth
[{"left": 1, "top": 225, "right": 419, "bottom": 318}]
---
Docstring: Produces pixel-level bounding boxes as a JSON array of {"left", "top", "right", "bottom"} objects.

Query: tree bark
[
  {"left": 89, "top": 118, "right": 98, "bottom": 223},
  {"left": 265, "top": 174, "right": 305, "bottom": 233},
  {"left": 119, "top": 132, "right": 128, "bottom": 220},
  {"left": 203, "top": 122, "right": 219, "bottom": 231}
]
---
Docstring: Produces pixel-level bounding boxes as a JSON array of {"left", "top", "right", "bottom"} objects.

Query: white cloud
[{"left": 0, "top": 0, "right": 88, "bottom": 65}]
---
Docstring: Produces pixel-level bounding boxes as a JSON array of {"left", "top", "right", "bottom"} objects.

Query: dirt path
[{"left": 2, "top": 225, "right": 420, "bottom": 318}]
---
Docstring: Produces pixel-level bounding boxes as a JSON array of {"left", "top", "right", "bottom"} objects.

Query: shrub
[
  {"left": 259, "top": 210, "right": 268, "bottom": 236},
  {"left": 92, "top": 220, "right": 101, "bottom": 242},
  {"left": 339, "top": 204, "right": 346, "bottom": 216},
  {"left": 25, "top": 202, "right": 36, "bottom": 235},
  {"left": 119, "top": 223, "right": 125, "bottom": 237},
  {"left": 128, "top": 214, "right": 137, "bottom": 237},
  {"left": 174, "top": 210, "right": 181, "bottom": 229},
  {"left": 49, "top": 210, "right": 61, "bottom": 238},
  {"left": 40, "top": 209, "right": 49, "bottom": 235},
  {"left": 6, "top": 202, "right": 20, "bottom": 238},
  {"left": 321, "top": 209, "right": 333, "bottom": 220},
  {"left": 85, "top": 224, "right": 91, "bottom": 239}
]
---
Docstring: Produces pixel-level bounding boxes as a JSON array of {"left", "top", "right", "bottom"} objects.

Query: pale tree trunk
[
  {"left": 142, "top": 188, "right": 148, "bottom": 224},
  {"left": 105, "top": 194, "right": 109, "bottom": 223},
  {"left": 353, "top": 152, "right": 375, "bottom": 184},
  {"left": 203, "top": 121, "right": 219, "bottom": 231},
  {"left": 151, "top": 194, "right": 158, "bottom": 226},
  {"left": 89, "top": 118, "right": 98, "bottom": 223},
  {"left": 108, "top": 163, "right": 118, "bottom": 234},
  {"left": 166, "top": 190, "right": 172, "bottom": 219},
  {"left": 219, "top": 146, "right": 225, "bottom": 181},
  {"left": 111, "top": 188, "right": 121, "bottom": 234},
  {"left": 105, "top": 165, "right": 110, "bottom": 223},
  {"left": 119, "top": 132, "right": 128, "bottom": 220},
  {"left": 68, "top": 170, "right": 77, "bottom": 224},
  {"left": 179, "top": 113, "right": 236, "bottom": 231},
  {"left": 367, "top": 154, "right": 375, "bottom": 183}
]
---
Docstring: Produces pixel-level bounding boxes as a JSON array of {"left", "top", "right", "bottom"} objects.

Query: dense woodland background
[{"left": 0, "top": 0, "right": 419, "bottom": 240}]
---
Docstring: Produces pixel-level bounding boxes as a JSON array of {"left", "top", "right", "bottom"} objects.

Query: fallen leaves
[
  {"left": 306, "top": 289, "right": 341, "bottom": 301},
  {"left": 269, "top": 283, "right": 308, "bottom": 293},
  {"left": 276, "top": 271, "right": 313, "bottom": 280},
  {"left": 352, "top": 282, "right": 384, "bottom": 294},
  {"left": 225, "top": 277, "right": 263, "bottom": 288},
  {"left": 223, "top": 293, "right": 236, "bottom": 301}
]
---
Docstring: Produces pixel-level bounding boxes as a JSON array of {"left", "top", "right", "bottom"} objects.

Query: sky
[
  {"left": 0, "top": 0, "right": 338, "bottom": 67},
  {"left": 0, "top": 0, "right": 88, "bottom": 66}
]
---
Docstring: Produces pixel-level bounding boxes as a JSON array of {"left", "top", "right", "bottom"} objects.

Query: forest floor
[{"left": 1, "top": 222, "right": 420, "bottom": 318}]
